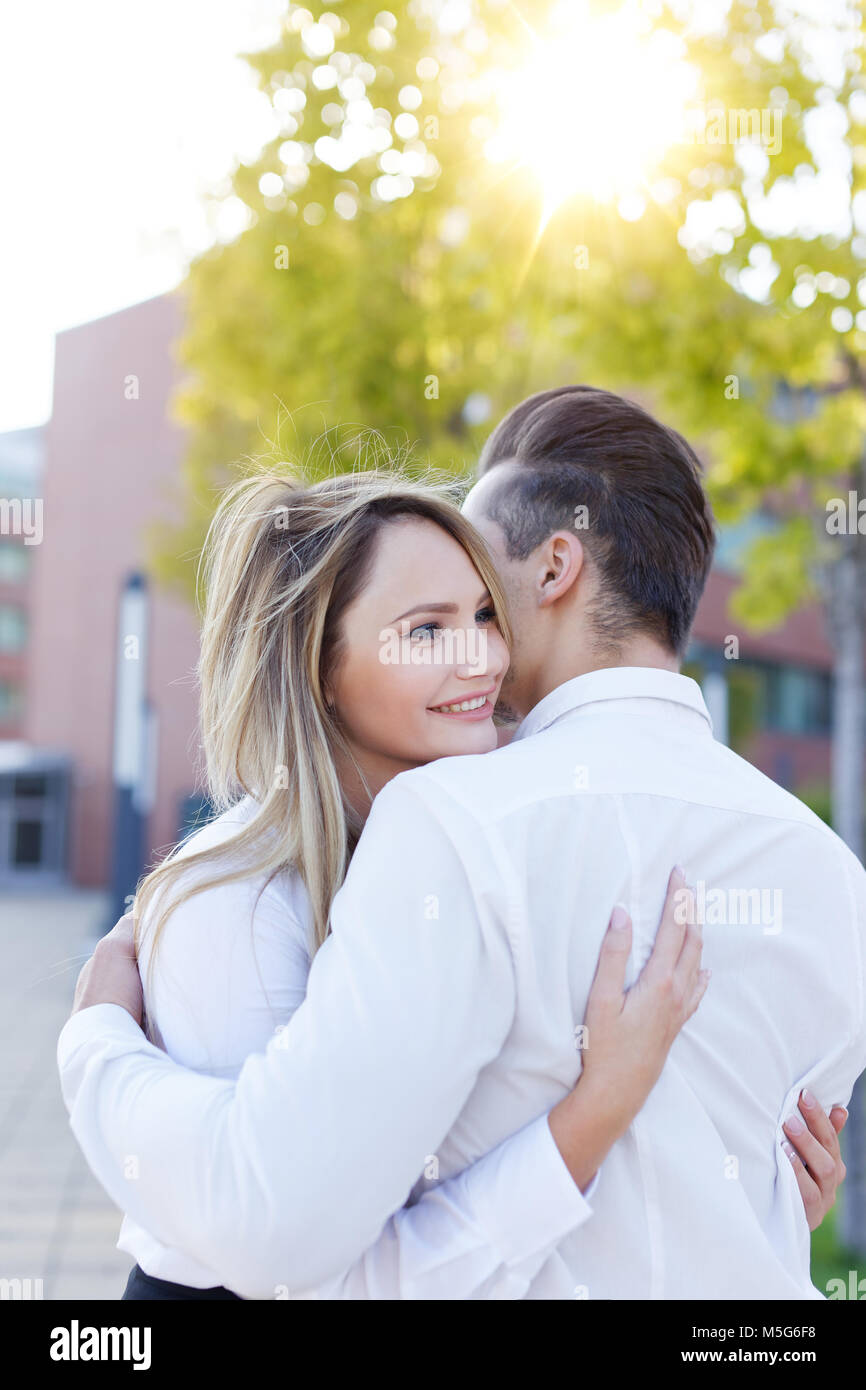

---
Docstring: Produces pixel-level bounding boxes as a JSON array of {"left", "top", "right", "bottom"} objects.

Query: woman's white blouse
[{"left": 118, "top": 797, "right": 596, "bottom": 1298}]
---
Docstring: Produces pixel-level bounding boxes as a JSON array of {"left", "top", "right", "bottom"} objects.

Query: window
[
  {"left": 0, "top": 767, "right": 68, "bottom": 878},
  {"left": 13, "top": 819, "right": 43, "bottom": 865},
  {"left": 0, "top": 545, "right": 29, "bottom": 583},
  {"left": 13, "top": 774, "right": 46, "bottom": 798},
  {"left": 762, "top": 665, "right": 832, "bottom": 736},
  {"left": 685, "top": 645, "right": 832, "bottom": 739},
  {"left": 0, "top": 606, "right": 26, "bottom": 651},
  {"left": 0, "top": 683, "right": 22, "bottom": 720}
]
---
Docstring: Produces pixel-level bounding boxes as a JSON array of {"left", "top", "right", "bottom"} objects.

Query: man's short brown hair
[{"left": 477, "top": 385, "right": 716, "bottom": 657}]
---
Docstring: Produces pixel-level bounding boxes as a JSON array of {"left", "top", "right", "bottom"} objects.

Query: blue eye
[
  {"left": 409, "top": 608, "right": 496, "bottom": 640},
  {"left": 409, "top": 622, "right": 441, "bottom": 641}
]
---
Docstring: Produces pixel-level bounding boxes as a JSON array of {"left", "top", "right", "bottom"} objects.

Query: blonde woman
[{"left": 100, "top": 465, "right": 838, "bottom": 1300}]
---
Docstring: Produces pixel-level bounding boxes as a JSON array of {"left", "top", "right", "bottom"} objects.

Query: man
[{"left": 59, "top": 386, "right": 863, "bottom": 1298}]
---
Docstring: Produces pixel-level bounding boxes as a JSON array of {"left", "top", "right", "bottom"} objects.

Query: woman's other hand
[{"left": 783, "top": 1091, "right": 848, "bottom": 1231}]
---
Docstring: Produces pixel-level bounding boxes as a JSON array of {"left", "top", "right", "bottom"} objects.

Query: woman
[{"left": 118, "top": 463, "right": 840, "bottom": 1299}]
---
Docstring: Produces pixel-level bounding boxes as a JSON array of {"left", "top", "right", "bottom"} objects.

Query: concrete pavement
[{"left": 0, "top": 888, "right": 133, "bottom": 1300}]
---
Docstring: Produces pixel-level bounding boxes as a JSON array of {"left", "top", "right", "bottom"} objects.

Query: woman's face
[{"left": 328, "top": 517, "right": 510, "bottom": 792}]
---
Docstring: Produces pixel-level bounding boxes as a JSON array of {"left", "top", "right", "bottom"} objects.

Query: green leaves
[
  {"left": 729, "top": 515, "right": 820, "bottom": 631},
  {"left": 157, "top": 0, "right": 866, "bottom": 634}
]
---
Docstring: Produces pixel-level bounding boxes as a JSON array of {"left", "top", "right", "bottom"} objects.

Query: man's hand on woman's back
[{"left": 72, "top": 913, "right": 143, "bottom": 1026}]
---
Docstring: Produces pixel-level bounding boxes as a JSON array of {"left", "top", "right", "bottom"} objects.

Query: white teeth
[{"left": 431, "top": 696, "right": 487, "bottom": 714}]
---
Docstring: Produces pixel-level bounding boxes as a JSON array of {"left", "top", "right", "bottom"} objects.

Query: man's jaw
[
  {"left": 491, "top": 662, "right": 527, "bottom": 727},
  {"left": 493, "top": 694, "right": 522, "bottom": 726}
]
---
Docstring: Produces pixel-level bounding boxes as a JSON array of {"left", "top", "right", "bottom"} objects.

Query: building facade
[
  {"left": 0, "top": 425, "right": 41, "bottom": 740},
  {"left": 23, "top": 293, "right": 201, "bottom": 889}
]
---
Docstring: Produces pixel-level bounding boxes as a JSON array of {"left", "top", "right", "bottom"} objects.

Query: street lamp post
[{"left": 105, "top": 572, "right": 150, "bottom": 933}]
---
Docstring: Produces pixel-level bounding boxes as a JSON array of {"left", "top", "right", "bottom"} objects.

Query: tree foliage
[{"left": 155, "top": 0, "right": 866, "bottom": 634}]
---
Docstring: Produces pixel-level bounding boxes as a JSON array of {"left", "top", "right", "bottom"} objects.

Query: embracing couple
[{"left": 59, "top": 385, "right": 866, "bottom": 1300}]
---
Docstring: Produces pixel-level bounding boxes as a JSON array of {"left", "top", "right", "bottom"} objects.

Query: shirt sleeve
[
  {"left": 61, "top": 997, "right": 595, "bottom": 1300},
  {"left": 136, "top": 873, "right": 313, "bottom": 1076},
  {"left": 117, "top": 845, "right": 597, "bottom": 1300},
  {"left": 298, "top": 1116, "right": 598, "bottom": 1299},
  {"left": 57, "top": 773, "right": 568, "bottom": 1298}
]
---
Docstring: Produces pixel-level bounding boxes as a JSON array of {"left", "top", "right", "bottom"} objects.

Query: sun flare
[{"left": 486, "top": 1, "right": 698, "bottom": 227}]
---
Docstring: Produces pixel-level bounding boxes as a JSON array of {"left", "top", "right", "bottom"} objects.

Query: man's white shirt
[{"left": 58, "top": 667, "right": 866, "bottom": 1299}]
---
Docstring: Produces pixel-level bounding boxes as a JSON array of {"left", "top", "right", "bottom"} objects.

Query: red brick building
[
  {"left": 23, "top": 294, "right": 201, "bottom": 887},
  {"left": 0, "top": 426, "right": 41, "bottom": 740}
]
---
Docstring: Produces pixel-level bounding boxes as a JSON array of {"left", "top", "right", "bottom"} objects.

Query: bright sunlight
[{"left": 486, "top": 0, "right": 699, "bottom": 227}]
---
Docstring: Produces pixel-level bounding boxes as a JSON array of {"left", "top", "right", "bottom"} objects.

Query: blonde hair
[{"left": 133, "top": 462, "right": 512, "bottom": 979}]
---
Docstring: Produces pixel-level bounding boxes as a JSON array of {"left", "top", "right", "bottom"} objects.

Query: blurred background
[{"left": 1, "top": 0, "right": 865, "bottom": 1298}]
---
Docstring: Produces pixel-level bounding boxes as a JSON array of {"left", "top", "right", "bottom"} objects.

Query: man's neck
[{"left": 520, "top": 639, "right": 680, "bottom": 721}]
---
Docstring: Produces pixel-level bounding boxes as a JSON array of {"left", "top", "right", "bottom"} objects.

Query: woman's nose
[{"left": 455, "top": 626, "right": 496, "bottom": 677}]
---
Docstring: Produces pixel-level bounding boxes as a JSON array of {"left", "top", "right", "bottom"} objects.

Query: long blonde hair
[{"left": 133, "top": 462, "right": 512, "bottom": 975}]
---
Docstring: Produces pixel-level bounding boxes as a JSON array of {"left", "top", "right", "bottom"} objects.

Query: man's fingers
[
  {"left": 71, "top": 957, "right": 92, "bottom": 1012},
  {"left": 103, "top": 912, "right": 137, "bottom": 957},
  {"left": 589, "top": 905, "right": 633, "bottom": 1005},
  {"left": 644, "top": 866, "right": 691, "bottom": 978},
  {"left": 70, "top": 910, "right": 145, "bottom": 1023},
  {"left": 108, "top": 910, "right": 135, "bottom": 938}
]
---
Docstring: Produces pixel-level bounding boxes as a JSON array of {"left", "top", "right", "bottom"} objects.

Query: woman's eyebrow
[{"left": 390, "top": 591, "right": 492, "bottom": 624}]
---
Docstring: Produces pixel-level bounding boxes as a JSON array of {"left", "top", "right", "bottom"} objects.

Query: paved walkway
[{"left": 0, "top": 889, "right": 133, "bottom": 1300}]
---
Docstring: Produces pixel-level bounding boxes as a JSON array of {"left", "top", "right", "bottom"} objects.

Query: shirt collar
[{"left": 511, "top": 666, "right": 714, "bottom": 743}]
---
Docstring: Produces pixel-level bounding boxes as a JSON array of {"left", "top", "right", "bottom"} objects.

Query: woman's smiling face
[{"left": 327, "top": 517, "right": 510, "bottom": 784}]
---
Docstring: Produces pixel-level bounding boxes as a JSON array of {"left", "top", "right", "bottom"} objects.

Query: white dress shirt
[
  {"left": 58, "top": 667, "right": 866, "bottom": 1299},
  {"left": 110, "top": 798, "right": 597, "bottom": 1298}
]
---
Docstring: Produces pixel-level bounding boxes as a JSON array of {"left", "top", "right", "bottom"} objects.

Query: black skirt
[{"left": 122, "top": 1263, "right": 242, "bottom": 1301}]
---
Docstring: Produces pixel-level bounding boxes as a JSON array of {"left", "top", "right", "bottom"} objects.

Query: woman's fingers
[
  {"left": 782, "top": 1090, "right": 847, "bottom": 1231},
  {"left": 797, "top": 1089, "right": 843, "bottom": 1166},
  {"left": 643, "top": 866, "right": 691, "bottom": 980},
  {"left": 640, "top": 867, "right": 704, "bottom": 1025},
  {"left": 782, "top": 1140, "right": 823, "bottom": 1230},
  {"left": 588, "top": 905, "right": 633, "bottom": 1007},
  {"left": 577, "top": 886, "right": 709, "bottom": 1140},
  {"left": 780, "top": 1093, "right": 848, "bottom": 1231},
  {"left": 684, "top": 968, "right": 712, "bottom": 1021},
  {"left": 830, "top": 1105, "right": 849, "bottom": 1137},
  {"left": 673, "top": 895, "right": 702, "bottom": 1001},
  {"left": 782, "top": 1113, "right": 835, "bottom": 1184}
]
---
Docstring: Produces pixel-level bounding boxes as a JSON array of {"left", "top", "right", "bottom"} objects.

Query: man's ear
[{"left": 538, "top": 531, "right": 585, "bottom": 605}]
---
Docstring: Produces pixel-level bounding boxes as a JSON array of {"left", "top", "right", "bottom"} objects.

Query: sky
[{"left": 0, "top": 0, "right": 286, "bottom": 434}]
